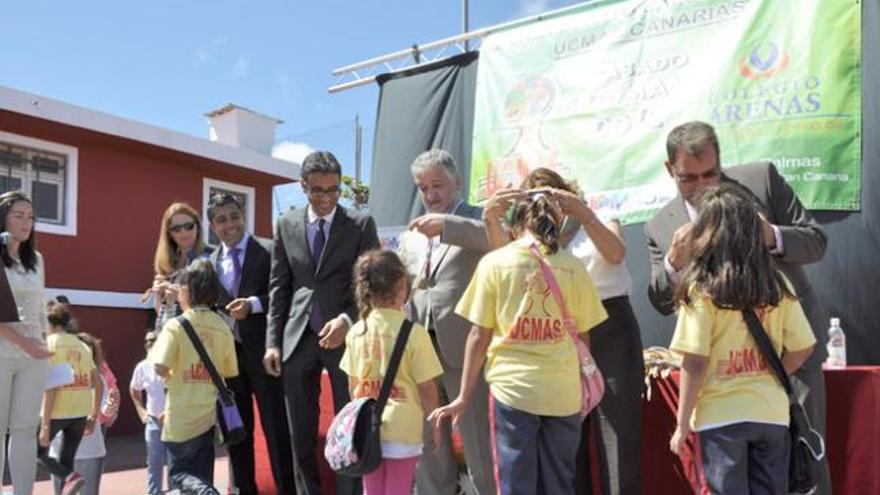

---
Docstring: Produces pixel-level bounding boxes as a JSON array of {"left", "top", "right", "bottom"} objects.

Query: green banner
[{"left": 470, "top": 0, "right": 861, "bottom": 222}]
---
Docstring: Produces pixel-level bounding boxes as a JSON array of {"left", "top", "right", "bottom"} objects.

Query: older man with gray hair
[{"left": 400, "top": 149, "right": 496, "bottom": 495}]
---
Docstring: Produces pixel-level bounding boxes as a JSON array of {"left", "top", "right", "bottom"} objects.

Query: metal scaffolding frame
[{"left": 327, "top": 1, "right": 595, "bottom": 94}]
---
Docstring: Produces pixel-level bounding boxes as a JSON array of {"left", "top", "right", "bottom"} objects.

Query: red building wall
[
  {"left": 1, "top": 109, "right": 292, "bottom": 434},
  {"left": 68, "top": 306, "right": 150, "bottom": 435}
]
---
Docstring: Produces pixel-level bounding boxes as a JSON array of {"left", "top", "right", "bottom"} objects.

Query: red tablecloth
[
  {"left": 643, "top": 366, "right": 880, "bottom": 495},
  {"left": 253, "top": 367, "right": 880, "bottom": 494},
  {"left": 253, "top": 372, "right": 337, "bottom": 495}
]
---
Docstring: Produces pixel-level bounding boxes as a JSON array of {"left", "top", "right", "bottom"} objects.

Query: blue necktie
[
  {"left": 229, "top": 247, "right": 242, "bottom": 297},
  {"left": 229, "top": 246, "right": 242, "bottom": 342},
  {"left": 310, "top": 219, "right": 326, "bottom": 332}
]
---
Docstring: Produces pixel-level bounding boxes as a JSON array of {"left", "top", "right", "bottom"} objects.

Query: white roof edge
[
  {"left": 205, "top": 103, "right": 284, "bottom": 124},
  {"left": 0, "top": 85, "right": 299, "bottom": 181}
]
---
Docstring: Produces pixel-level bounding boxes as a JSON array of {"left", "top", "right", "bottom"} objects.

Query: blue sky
[{"left": 1, "top": 0, "right": 581, "bottom": 214}]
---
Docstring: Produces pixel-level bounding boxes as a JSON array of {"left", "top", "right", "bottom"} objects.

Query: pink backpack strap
[{"left": 528, "top": 244, "right": 579, "bottom": 342}]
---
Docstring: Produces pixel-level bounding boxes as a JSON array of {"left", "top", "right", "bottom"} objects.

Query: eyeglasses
[
  {"left": 168, "top": 221, "right": 196, "bottom": 234},
  {"left": 306, "top": 186, "right": 340, "bottom": 197},
  {"left": 675, "top": 168, "right": 720, "bottom": 184}
]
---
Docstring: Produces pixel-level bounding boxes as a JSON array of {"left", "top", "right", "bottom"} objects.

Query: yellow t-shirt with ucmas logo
[
  {"left": 455, "top": 237, "right": 607, "bottom": 417},
  {"left": 47, "top": 332, "right": 96, "bottom": 419},
  {"left": 149, "top": 308, "right": 238, "bottom": 442},
  {"left": 670, "top": 283, "right": 816, "bottom": 431},
  {"left": 340, "top": 308, "right": 443, "bottom": 447}
]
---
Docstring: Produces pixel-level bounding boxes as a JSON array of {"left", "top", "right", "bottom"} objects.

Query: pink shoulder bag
[{"left": 529, "top": 244, "right": 605, "bottom": 418}]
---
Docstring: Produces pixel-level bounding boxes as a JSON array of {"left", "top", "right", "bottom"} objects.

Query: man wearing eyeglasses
[
  {"left": 264, "top": 150, "right": 379, "bottom": 495},
  {"left": 645, "top": 120, "right": 831, "bottom": 494}
]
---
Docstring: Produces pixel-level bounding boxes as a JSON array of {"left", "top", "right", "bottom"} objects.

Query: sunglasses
[{"left": 168, "top": 221, "right": 196, "bottom": 234}]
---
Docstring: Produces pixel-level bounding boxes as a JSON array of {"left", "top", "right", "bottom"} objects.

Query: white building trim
[
  {"left": 0, "top": 130, "right": 78, "bottom": 236},
  {"left": 0, "top": 85, "right": 298, "bottom": 181},
  {"left": 44, "top": 288, "right": 150, "bottom": 309}
]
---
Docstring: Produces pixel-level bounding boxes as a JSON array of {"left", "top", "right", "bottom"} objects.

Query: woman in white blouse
[
  {"left": 484, "top": 168, "right": 644, "bottom": 495},
  {"left": 0, "top": 190, "right": 53, "bottom": 495}
]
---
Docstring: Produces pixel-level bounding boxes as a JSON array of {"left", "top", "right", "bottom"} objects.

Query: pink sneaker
[{"left": 61, "top": 472, "right": 85, "bottom": 495}]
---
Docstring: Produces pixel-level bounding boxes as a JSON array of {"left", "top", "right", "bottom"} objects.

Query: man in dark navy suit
[{"left": 208, "top": 193, "right": 294, "bottom": 495}]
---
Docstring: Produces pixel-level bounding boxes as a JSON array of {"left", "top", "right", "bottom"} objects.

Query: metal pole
[
  {"left": 463, "top": 0, "right": 470, "bottom": 52},
  {"left": 354, "top": 114, "right": 361, "bottom": 181},
  {"left": 331, "top": 0, "right": 591, "bottom": 76}
]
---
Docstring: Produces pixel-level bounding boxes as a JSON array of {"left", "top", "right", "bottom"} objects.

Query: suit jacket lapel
[
  {"left": 428, "top": 201, "right": 467, "bottom": 279},
  {"left": 237, "top": 236, "right": 259, "bottom": 296},
  {"left": 428, "top": 244, "right": 451, "bottom": 280},
  {"left": 210, "top": 245, "right": 234, "bottom": 304},
  {"left": 666, "top": 196, "right": 691, "bottom": 231},
  {"left": 294, "top": 208, "right": 316, "bottom": 274},
  {"left": 316, "top": 205, "right": 346, "bottom": 277}
]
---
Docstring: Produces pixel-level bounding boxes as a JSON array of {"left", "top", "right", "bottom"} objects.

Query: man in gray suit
[
  {"left": 264, "top": 151, "right": 379, "bottom": 495},
  {"left": 645, "top": 121, "right": 831, "bottom": 493},
  {"left": 400, "top": 149, "right": 496, "bottom": 495}
]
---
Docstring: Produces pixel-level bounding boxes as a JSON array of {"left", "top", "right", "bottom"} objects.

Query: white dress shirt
[
  {"left": 305, "top": 205, "right": 354, "bottom": 328},
  {"left": 568, "top": 220, "right": 633, "bottom": 300},
  {"left": 306, "top": 205, "right": 336, "bottom": 262}
]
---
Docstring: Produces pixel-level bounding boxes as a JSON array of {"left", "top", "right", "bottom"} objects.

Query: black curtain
[
  {"left": 803, "top": 0, "right": 880, "bottom": 365},
  {"left": 368, "top": 51, "right": 479, "bottom": 226},
  {"left": 369, "top": 2, "right": 880, "bottom": 363}
]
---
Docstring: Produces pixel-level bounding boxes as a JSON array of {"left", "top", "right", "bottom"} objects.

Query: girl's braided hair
[{"left": 353, "top": 249, "right": 410, "bottom": 324}]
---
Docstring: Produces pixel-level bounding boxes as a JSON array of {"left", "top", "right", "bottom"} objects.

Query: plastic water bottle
[{"left": 825, "top": 317, "right": 846, "bottom": 369}]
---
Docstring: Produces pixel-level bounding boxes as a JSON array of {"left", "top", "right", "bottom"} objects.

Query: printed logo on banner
[
  {"left": 470, "top": 0, "right": 862, "bottom": 214},
  {"left": 739, "top": 42, "right": 790, "bottom": 80},
  {"left": 483, "top": 74, "right": 568, "bottom": 198}
]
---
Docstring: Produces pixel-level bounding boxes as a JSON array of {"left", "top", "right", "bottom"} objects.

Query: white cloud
[
  {"left": 519, "top": 0, "right": 551, "bottom": 16},
  {"left": 193, "top": 49, "right": 209, "bottom": 67},
  {"left": 276, "top": 74, "right": 298, "bottom": 105},
  {"left": 192, "top": 37, "right": 229, "bottom": 67},
  {"left": 272, "top": 141, "right": 315, "bottom": 165},
  {"left": 232, "top": 57, "right": 249, "bottom": 77}
]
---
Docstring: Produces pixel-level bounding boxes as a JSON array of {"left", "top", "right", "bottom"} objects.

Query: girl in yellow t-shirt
[
  {"left": 429, "top": 193, "right": 607, "bottom": 495},
  {"left": 668, "top": 184, "right": 815, "bottom": 494},
  {"left": 340, "top": 250, "right": 443, "bottom": 495},
  {"left": 38, "top": 299, "right": 103, "bottom": 495}
]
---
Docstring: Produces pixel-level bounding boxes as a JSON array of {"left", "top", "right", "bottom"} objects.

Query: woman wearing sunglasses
[{"left": 147, "top": 203, "right": 212, "bottom": 331}]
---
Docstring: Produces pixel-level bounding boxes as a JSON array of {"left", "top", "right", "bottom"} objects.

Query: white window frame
[
  {"left": 0, "top": 130, "right": 78, "bottom": 236},
  {"left": 202, "top": 178, "right": 256, "bottom": 242}
]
